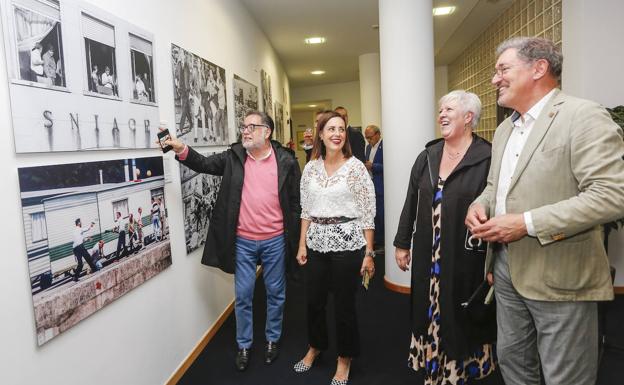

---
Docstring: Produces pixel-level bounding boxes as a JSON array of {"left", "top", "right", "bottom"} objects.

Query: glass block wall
[{"left": 448, "top": 0, "right": 562, "bottom": 141}]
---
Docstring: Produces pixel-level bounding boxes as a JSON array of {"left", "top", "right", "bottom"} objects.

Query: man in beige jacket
[{"left": 466, "top": 37, "right": 624, "bottom": 385}]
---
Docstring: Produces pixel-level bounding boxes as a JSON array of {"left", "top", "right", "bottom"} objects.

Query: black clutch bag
[{"left": 461, "top": 280, "right": 495, "bottom": 322}]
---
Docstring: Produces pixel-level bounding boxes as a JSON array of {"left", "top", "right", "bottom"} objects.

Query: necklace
[{"left": 444, "top": 139, "right": 473, "bottom": 160}]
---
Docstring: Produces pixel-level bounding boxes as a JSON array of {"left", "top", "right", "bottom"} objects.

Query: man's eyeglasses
[
  {"left": 239, "top": 124, "right": 268, "bottom": 134},
  {"left": 492, "top": 64, "right": 518, "bottom": 78}
]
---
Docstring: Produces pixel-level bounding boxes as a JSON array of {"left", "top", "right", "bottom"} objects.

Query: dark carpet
[{"left": 179, "top": 254, "right": 623, "bottom": 385}]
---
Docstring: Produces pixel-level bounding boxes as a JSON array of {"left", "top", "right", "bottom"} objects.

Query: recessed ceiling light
[
  {"left": 310, "top": 70, "right": 325, "bottom": 75},
  {"left": 305, "top": 37, "right": 326, "bottom": 45},
  {"left": 308, "top": 104, "right": 317, "bottom": 108},
  {"left": 433, "top": 6, "right": 456, "bottom": 16}
]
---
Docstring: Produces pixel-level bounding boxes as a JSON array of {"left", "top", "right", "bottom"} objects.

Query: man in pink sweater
[{"left": 165, "top": 110, "right": 301, "bottom": 371}]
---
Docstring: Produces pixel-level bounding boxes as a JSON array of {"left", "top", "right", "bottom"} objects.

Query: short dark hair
[
  {"left": 244, "top": 110, "right": 274, "bottom": 139},
  {"left": 75, "top": 218, "right": 81, "bottom": 225},
  {"left": 311, "top": 111, "right": 352, "bottom": 160}
]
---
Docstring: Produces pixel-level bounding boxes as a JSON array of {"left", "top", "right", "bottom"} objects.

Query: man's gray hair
[
  {"left": 496, "top": 37, "right": 562, "bottom": 81},
  {"left": 439, "top": 90, "right": 482, "bottom": 129},
  {"left": 244, "top": 110, "right": 274, "bottom": 139}
]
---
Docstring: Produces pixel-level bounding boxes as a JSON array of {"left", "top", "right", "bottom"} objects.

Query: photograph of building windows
[{"left": 0, "top": 0, "right": 159, "bottom": 152}]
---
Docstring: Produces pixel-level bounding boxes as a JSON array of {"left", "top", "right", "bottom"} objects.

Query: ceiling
[{"left": 241, "top": 0, "right": 514, "bottom": 89}]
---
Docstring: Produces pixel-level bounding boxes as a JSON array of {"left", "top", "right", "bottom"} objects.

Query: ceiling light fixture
[
  {"left": 433, "top": 6, "right": 456, "bottom": 16},
  {"left": 310, "top": 70, "right": 325, "bottom": 75},
  {"left": 305, "top": 37, "right": 326, "bottom": 45},
  {"left": 308, "top": 104, "right": 317, "bottom": 108}
]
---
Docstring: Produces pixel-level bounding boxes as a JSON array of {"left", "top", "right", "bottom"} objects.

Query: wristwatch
[{"left": 365, "top": 250, "right": 375, "bottom": 259}]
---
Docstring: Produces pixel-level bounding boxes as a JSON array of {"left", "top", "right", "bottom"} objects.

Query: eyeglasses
[
  {"left": 365, "top": 132, "right": 379, "bottom": 140},
  {"left": 239, "top": 123, "right": 268, "bottom": 134},
  {"left": 492, "top": 64, "right": 520, "bottom": 78}
]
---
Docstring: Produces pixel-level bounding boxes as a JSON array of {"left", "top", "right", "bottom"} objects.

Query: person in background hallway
[
  {"left": 303, "top": 111, "right": 323, "bottom": 163},
  {"left": 161, "top": 110, "right": 301, "bottom": 372},
  {"left": 334, "top": 106, "right": 365, "bottom": 163},
  {"left": 465, "top": 37, "right": 624, "bottom": 385},
  {"left": 395, "top": 90, "right": 500, "bottom": 384},
  {"left": 364, "top": 124, "right": 384, "bottom": 251},
  {"left": 72, "top": 218, "right": 99, "bottom": 281},
  {"left": 294, "top": 111, "right": 375, "bottom": 385}
]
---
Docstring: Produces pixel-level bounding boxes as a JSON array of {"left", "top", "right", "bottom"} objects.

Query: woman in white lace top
[{"left": 293, "top": 111, "right": 375, "bottom": 385}]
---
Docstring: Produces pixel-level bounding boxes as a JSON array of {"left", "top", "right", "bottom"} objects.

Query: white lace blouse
[{"left": 300, "top": 157, "right": 376, "bottom": 253}]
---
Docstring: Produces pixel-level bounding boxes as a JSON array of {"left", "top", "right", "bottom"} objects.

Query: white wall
[
  {"left": 0, "top": 0, "right": 289, "bottom": 384},
  {"left": 434, "top": 65, "right": 449, "bottom": 138},
  {"left": 291, "top": 80, "right": 362, "bottom": 127},
  {"left": 562, "top": 0, "right": 624, "bottom": 286}
]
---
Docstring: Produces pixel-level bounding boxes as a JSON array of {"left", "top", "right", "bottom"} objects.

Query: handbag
[{"left": 461, "top": 280, "right": 496, "bottom": 322}]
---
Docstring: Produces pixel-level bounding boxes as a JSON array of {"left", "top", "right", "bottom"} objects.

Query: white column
[
  {"left": 359, "top": 53, "right": 382, "bottom": 128},
  {"left": 379, "top": 0, "right": 435, "bottom": 291}
]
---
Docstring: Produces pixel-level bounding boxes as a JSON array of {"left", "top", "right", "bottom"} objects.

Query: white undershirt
[{"left": 495, "top": 88, "right": 556, "bottom": 236}]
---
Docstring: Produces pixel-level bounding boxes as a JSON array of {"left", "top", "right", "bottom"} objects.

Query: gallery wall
[{"left": 0, "top": 0, "right": 290, "bottom": 384}]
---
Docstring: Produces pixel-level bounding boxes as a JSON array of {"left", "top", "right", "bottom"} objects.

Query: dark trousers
[
  {"left": 73, "top": 244, "right": 97, "bottom": 280},
  {"left": 116, "top": 230, "right": 126, "bottom": 258},
  {"left": 305, "top": 247, "right": 364, "bottom": 357}
]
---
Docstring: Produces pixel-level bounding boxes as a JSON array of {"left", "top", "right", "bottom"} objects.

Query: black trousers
[
  {"left": 73, "top": 245, "right": 97, "bottom": 279},
  {"left": 116, "top": 230, "right": 126, "bottom": 258},
  {"left": 305, "top": 247, "right": 364, "bottom": 357}
]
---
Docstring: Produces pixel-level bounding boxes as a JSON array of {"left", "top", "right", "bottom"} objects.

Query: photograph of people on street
[
  {"left": 18, "top": 156, "right": 172, "bottom": 345},
  {"left": 179, "top": 150, "right": 222, "bottom": 254},
  {"left": 171, "top": 43, "right": 228, "bottom": 146},
  {"left": 233, "top": 74, "right": 258, "bottom": 141}
]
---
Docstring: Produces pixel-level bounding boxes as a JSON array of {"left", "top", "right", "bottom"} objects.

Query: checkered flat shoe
[
  {"left": 330, "top": 378, "right": 349, "bottom": 385},
  {"left": 293, "top": 359, "right": 312, "bottom": 373}
]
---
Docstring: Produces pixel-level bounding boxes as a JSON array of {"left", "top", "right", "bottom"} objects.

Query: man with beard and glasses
[{"left": 162, "top": 110, "right": 301, "bottom": 372}]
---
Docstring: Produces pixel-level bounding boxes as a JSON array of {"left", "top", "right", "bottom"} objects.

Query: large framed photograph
[
  {"left": 274, "top": 101, "right": 284, "bottom": 143},
  {"left": 233, "top": 74, "right": 258, "bottom": 138},
  {"left": 179, "top": 151, "right": 222, "bottom": 254},
  {"left": 171, "top": 44, "right": 228, "bottom": 146},
  {"left": 0, "top": 0, "right": 160, "bottom": 153},
  {"left": 260, "top": 69, "right": 272, "bottom": 118},
  {"left": 18, "top": 156, "right": 172, "bottom": 345}
]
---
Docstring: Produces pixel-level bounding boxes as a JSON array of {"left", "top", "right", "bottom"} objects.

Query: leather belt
[{"left": 310, "top": 216, "right": 356, "bottom": 225}]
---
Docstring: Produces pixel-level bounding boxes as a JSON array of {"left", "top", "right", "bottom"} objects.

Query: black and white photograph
[
  {"left": 84, "top": 24, "right": 118, "bottom": 96},
  {"left": 18, "top": 156, "right": 172, "bottom": 345},
  {"left": 274, "top": 100, "right": 284, "bottom": 143},
  {"left": 0, "top": 0, "right": 160, "bottom": 153},
  {"left": 179, "top": 151, "right": 222, "bottom": 254},
  {"left": 260, "top": 68, "right": 272, "bottom": 118},
  {"left": 233, "top": 74, "right": 258, "bottom": 138},
  {"left": 11, "top": 0, "right": 66, "bottom": 87},
  {"left": 171, "top": 44, "right": 228, "bottom": 146},
  {"left": 130, "top": 33, "right": 155, "bottom": 103}
]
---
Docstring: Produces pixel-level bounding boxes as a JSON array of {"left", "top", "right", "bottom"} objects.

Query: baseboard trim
[
  {"left": 165, "top": 300, "right": 235, "bottom": 385},
  {"left": 383, "top": 276, "right": 410, "bottom": 294},
  {"left": 614, "top": 286, "right": 624, "bottom": 294},
  {"left": 166, "top": 269, "right": 264, "bottom": 385}
]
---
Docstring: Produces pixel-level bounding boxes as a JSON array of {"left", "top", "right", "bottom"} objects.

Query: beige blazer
[{"left": 474, "top": 89, "right": 624, "bottom": 301}]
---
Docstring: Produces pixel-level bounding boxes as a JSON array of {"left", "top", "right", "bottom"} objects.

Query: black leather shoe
[
  {"left": 235, "top": 348, "right": 250, "bottom": 371},
  {"left": 264, "top": 341, "right": 279, "bottom": 364}
]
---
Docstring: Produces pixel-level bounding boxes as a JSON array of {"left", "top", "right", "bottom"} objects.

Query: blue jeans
[{"left": 235, "top": 234, "right": 286, "bottom": 349}]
